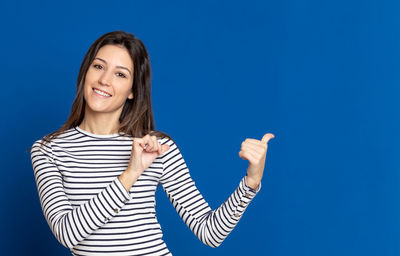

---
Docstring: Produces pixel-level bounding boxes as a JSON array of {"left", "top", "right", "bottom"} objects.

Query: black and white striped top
[{"left": 30, "top": 126, "right": 261, "bottom": 256}]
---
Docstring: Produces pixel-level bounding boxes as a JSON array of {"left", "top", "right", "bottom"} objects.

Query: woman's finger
[
  {"left": 261, "top": 133, "right": 275, "bottom": 144},
  {"left": 133, "top": 138, "right": 144, "bottom": 148},
  {"left": 150, "top": 136, "right": 159, "bottom": 153},
  {"left": 132, "top": 138, "right": 146, "bottom": 158},
  {"left": 241, "top": 140, "right": 266, "bottom": 153},
  {"left": 143, "top": 135, "right": 162, "bottom": 153},
  {"left": 135, "top": 136, "right": 151, "bottom": 152},
  {"left": 143, "top": 134, "right": 154, "bottom": 151},
  {"left": 241, "top": 144, "right": 263, "bottom": 159},
  {"left": 239, "top": 150, "right": 257, "bottom": 164},
  {"left": 244, "top": 138, "right": 269, "bottom": 149},
  {"left": 161, "top": 144, "right": 170, "bottom": 154}
]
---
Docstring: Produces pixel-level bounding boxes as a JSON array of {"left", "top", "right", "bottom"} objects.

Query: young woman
[{"left": 30, "top": 31, "right": 274, "bottom": 256}]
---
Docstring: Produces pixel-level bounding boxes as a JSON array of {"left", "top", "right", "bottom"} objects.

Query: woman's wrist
[{"left": 246, "top": 175, "right": 261, "bottom": 190}]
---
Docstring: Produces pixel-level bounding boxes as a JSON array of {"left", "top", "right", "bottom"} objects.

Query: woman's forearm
[{"left": 118, "top": 167, "right": 142, "bottom": 192}]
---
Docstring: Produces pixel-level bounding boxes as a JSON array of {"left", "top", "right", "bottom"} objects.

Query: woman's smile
[{"left": 93, "top": 88, "right": 112, "bottom": 98}]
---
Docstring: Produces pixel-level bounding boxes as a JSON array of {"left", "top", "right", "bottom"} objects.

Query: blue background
[{"left": 1, "top": 0, "right": 399, "bottom": 255}]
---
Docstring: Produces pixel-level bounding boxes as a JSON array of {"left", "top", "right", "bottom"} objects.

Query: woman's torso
[{"left": 52, "top": 127, "right": 171, "bottom": 256}]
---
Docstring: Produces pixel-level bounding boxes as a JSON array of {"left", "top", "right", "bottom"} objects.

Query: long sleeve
[
  {"left": 160, "top": 138, "right": 261, "bottom": 248},
  {"left": 30, "top": 139, "right": 132, "bottom": 249}
]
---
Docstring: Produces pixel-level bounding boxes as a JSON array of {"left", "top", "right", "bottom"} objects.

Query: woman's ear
[{"left": 128, "top": 92, "right": 134, "bottom": 100}]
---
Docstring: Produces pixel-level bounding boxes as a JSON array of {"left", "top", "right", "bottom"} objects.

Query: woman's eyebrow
[{"left": 94, "top": 57, "right": 132, "bottom": 76}]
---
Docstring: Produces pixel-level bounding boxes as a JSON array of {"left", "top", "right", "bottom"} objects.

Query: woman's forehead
[{"left": 95, "top": 44, "right": 134, "bottom": 70}]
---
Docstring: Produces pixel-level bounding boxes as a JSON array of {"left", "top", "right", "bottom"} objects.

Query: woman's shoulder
[{"left": 31, "top": 127, "right": 79, "bottom": 150}]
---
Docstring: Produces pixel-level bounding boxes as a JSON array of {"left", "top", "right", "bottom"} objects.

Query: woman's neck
[
  {"left": 78, "top": 120, "right": 120, "bottom": 135},
  {"left": 79, "top": 112, "right": 120, "bottom": 135}
]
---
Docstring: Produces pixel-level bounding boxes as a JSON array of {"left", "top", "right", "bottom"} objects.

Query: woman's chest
[{"left": 52, "top": 144, "right": 163, "bottom": 203}]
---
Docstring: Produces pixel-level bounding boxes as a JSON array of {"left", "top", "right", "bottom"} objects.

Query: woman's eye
[
  {"left": 117, "top": 73, "right": 127, "bottom": 78},
  {"left": 93, "top": 64, "right": 103, "bottom": 69}
]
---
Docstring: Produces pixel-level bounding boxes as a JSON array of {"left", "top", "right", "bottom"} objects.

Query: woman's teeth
[{"left": 93, "top": 88, "right": 111, "bottom": 97}]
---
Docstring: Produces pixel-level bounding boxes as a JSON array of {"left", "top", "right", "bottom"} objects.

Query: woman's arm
[
  {"left": 30, "top": 139, "right": 132, "bottom": 249},
  {"left": 159, "top": 138, "right": 267, "bottom": 248}
]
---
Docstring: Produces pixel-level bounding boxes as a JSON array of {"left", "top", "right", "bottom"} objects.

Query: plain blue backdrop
[{"left": 1, "top": 0, "right": 399, "bottom": 255}]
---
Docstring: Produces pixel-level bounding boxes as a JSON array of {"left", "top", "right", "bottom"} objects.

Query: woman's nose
[{"left": 99, "top": 70, "right": 113, "bottom": 86}]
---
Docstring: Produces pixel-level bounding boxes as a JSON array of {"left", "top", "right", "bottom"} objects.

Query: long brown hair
[{"left": 36, "top": 31, "right": 171, "bottom": 149}]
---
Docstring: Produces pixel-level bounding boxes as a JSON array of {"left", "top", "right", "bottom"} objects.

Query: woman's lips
[{"left": 93, "top": 88, "right": 112, "bottom": 98}]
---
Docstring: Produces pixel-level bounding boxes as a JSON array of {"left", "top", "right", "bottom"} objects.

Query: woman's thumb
[{"left": 161, "top": 144, "right": 170, "bottom": 153}]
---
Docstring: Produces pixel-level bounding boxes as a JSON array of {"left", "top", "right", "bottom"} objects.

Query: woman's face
[{"left": 83, "top": 44, "right": 134, "bottom": 116}]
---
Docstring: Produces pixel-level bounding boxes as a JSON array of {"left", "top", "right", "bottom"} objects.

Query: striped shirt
[{"left": 30, "top": 126, "right": 261, "bottom": 256}]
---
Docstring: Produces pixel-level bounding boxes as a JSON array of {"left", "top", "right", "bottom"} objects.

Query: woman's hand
[
  {"left": 128, "top": 134, "right": 170, "bottom": 174},
  {"left": 119, "top": 134, "right": 170, "bottom": 192},
  {"left": 239, "top": 133, "right": 275, "bottom": 190}
]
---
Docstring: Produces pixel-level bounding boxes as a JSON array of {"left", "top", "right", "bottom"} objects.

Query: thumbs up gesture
[{"left": 239, "top": 133, "right": 275, "bottom": 189}]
